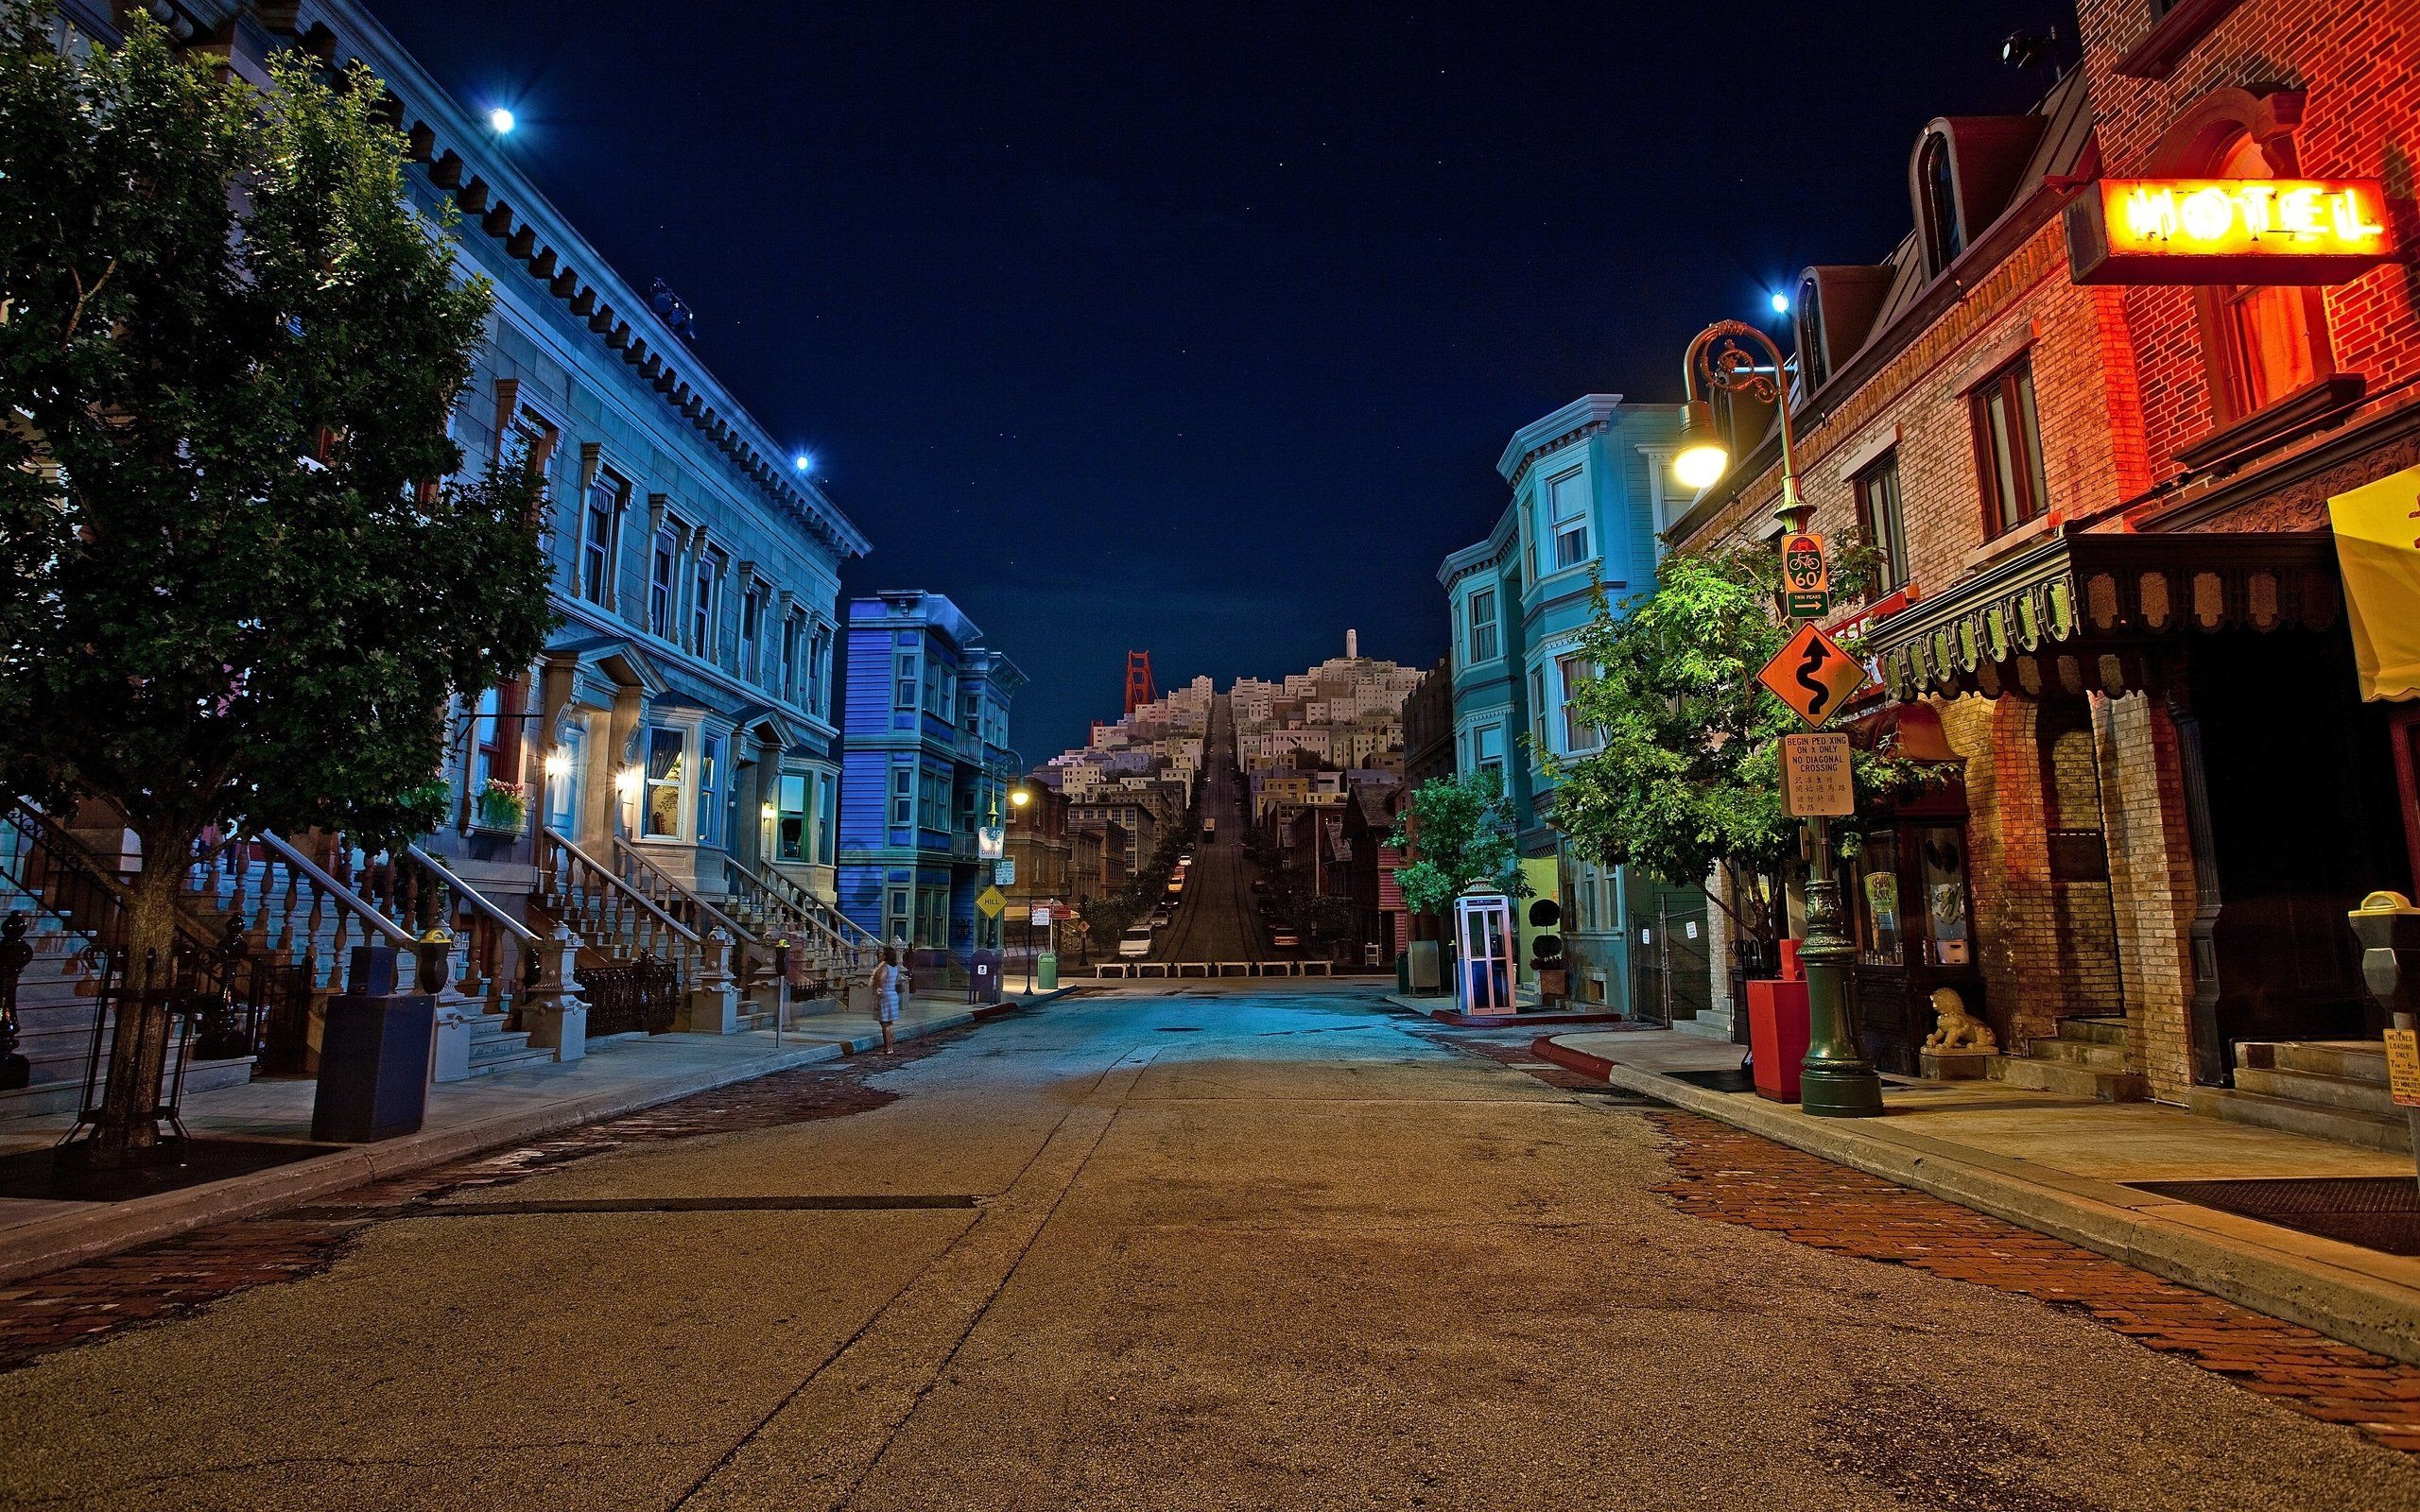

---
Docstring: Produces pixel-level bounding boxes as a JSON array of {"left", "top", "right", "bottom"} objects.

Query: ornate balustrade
[{"left": 538, "top": 828, "right": 702, "bottom": 983}]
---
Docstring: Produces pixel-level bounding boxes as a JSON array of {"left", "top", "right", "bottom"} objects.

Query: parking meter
[{"left": 2349, "top": 891, "right": 2420, "bottom": 1189}]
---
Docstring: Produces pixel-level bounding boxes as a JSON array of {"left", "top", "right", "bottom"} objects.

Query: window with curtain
[
  {"left": 1970, "top": 356, "right": 2049, "bottom": 538},
  {"left": 2210, "top": 131, "right": 2328, "bottom": 419},
  {"left": 545, "top": 723, "right": 584, "bottom": 830},
  {"left": 1854, "top": 452, "right": 1910, "bottom": 593},
  {"left": 643, "top": 727, "right": 687, "bottom": 839},
  {"left": 1558, "top": 654, "right": 1599, "bottom": 752}
]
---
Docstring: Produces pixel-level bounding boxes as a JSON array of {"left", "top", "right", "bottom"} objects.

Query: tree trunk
[{"left": 86, "top": 829, "right": 189, "bottom": 1169}]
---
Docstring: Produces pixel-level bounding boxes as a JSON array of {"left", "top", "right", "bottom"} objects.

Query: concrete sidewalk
[
  {"left": 0, "top": 988, "right": 1074, "bottom": 1284},
  {"left": 1540, "top": 1026, "right": 2420, "bottom": 1365}
]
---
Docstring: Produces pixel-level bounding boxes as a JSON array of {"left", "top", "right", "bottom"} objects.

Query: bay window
[
  {"left": 642, "top": 727, "right": 686, "bottom": 839},
  {"left": 1547, "top": 468, "right": 1590, "bottom": 571},
  {"left": 695, "top": 732, "right": 724, "bottom": 846},
  {"left": 776, "top": 772, "right": 810, "bottom": 862},
  {"left": 1558, "top": 653, "right": 1598, "bottom": 752},
  {"left": 1466, "top": 588, "right": 1498, "bottom": 663}
]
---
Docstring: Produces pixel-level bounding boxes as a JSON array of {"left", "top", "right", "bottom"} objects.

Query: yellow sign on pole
[
  {"left": 1756, "top": 622, "right": 1871, "bottom": 727},
  {"left": 2384, "top": 1028, "right": 2420, "bottom": 1109},
  {"left": 1780, "top": 732, "right": 1856, "bottom": 816},
  {"left": 977, "top": 885, "right": 1007, "bottom": 919},
  {"left": 2327, "top": 462, "right": 2420, "bottom": 702}
]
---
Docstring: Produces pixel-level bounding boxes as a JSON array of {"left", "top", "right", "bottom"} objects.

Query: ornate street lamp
[{"left": 1672, "top": 319, "right": 1883, "bottom": 1118}]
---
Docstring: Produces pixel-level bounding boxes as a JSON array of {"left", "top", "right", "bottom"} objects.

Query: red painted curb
[
  {"left": 1530, "top": 1037, "right": 1616, "bottom": 1081},
  {"left": 1426, "top": 1007, "right": 1632, "bottom": 1029}
]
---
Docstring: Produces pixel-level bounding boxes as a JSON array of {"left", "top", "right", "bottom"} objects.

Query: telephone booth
[{"left": 1454, "top": 893, "right": 1515, "bottom": 1016}]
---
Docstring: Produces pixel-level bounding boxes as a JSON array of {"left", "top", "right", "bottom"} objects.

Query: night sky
[{"left": 379, "top": 1, "right": 2069, "bottom": 762}]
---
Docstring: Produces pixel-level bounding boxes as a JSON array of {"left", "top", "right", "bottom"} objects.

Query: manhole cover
[{"left": 2127, "top": 1177, "right": 2420, "bottom": 1256}]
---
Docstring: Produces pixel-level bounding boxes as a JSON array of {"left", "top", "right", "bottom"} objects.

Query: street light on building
[{"left": 1670, "top": 318, "right": 1883, "bottom": 1119}]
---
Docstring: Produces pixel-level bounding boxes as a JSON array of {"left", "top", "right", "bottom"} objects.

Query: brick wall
[
  {"left": 2096, "top": 691, "right": 2202, "bottom": 1100},
  {"left": 2078, "top": 0, "right": 2420, "bottom": 473}
]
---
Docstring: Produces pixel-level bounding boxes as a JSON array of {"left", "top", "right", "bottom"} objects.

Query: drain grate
[
  {"left": 2127, "top": 1177, "right": 2420, "bottom": 1256},
  {"left": 293, "top": 1194, "right": 977, "bottom": 1220}
]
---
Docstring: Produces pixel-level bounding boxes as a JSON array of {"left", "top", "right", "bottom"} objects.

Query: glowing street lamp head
[
  {"left": 1011, "top": 786, "right": 1031, "bottom": 808},
  {"left": 488, "top": 107, "right": 515, "bottom": 134},
  {"left": 1769, "top": 290, "right": 1791, "bottom": 315},
  {"left": 1672, "top": 400, "right": 1730, "bottom": 490},
  {"left": 792, "top": 453, "right": 813, "bottom": 474}
]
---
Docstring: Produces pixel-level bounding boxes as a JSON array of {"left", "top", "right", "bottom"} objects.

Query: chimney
[{"left": 1346, "top": 628, "right": 1358, "bottom": 660}]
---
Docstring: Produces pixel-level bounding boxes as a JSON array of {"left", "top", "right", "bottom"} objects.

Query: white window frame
[
  {"left": 1557, "top": 652, "right": 1599, "bottom": 754},
  {"left": 1466, "top": 587, "right": 1499, "bottom": 663},
  {"left": 1547, "top": 466, "right": 1591, "bottom": 572}
]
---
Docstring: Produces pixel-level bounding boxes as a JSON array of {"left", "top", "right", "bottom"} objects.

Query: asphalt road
[
  {"left": 1155, "top": 695, "right": 1264, "bottom": 966},
  {"left": 2, "top": 984, "right": 2413, "bottom": 1511}
]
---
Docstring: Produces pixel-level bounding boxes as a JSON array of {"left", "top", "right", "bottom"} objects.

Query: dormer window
[
  {"left": 1918, "top": 132, "right": 1964, "bottom": 275},
  {"left": 1794, "top": 275, "right": 1828, "bottom": 391}
]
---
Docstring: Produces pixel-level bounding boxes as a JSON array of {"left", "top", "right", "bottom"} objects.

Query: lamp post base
[{"left": 1800, "top": 1061, "right": 1886, "bottom": 1118}]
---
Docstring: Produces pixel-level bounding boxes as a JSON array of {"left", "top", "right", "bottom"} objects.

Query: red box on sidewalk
[{"left": 1746, "top": 979, "right": 1811, "bottom": 1103}]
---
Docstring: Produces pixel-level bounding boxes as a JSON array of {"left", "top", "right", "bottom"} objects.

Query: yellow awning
[{"left": 2328, "top": 463, "right": 2420, "bottom": 702}]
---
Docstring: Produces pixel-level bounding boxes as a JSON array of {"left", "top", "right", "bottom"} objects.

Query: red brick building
[{"left": 1667, "top": 0, "right": 2420, "bottom": 1135}]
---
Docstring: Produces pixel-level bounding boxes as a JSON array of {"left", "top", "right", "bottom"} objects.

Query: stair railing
[
  {"left": 380, "top": 844, "right": 543, "bottom": 1015},
  {"left": 730, "top": 858, "right": 877, "bottom": 988},
  {"left": 610, "top": 837, "right": 769, "bottom": 994},
  {"left": 192, "top": 832, "right": 418, "bottom": 991},
  {"left": 539, "top": 828, "right": 701, "bottom": 980}
]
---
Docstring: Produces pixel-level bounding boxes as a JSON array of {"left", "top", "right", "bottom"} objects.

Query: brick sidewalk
[
  {"left": 0, "top": 1031, "right": 960, "bottom": 1375},
  {"left": 1441, "top": 1030, "right": 2420, "bottom": 1455}
]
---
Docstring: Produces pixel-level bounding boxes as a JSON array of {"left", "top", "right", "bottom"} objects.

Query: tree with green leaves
[
  {"left": 0, "top": 9, "right": 553, "bottom": 1161},
  {"left": 1388, "top": 768, "right": 1530, "bottom": 919},
  {"left": 1544, "top": 541, "right": 1952, "bottom": 944}
]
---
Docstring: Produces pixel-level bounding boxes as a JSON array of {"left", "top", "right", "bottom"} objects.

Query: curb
[
  {"left": 0, "top": 993, "right": 1070, "bottom": 1286},
  {"left": 1532, "top": 1038, "right": 2420, "bottom": 1366}
]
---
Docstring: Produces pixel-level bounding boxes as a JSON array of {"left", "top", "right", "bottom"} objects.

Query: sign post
[
  {"left": 1780, "top": 732, "right": 1856, "bottom": 817},
  {"left": 1780, "top": 533, "right": 1830, "bottom": 620}
]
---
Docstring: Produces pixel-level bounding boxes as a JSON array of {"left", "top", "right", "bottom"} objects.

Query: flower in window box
[{"left": 473, "top": 780, "right": 528, "bottom": 833}]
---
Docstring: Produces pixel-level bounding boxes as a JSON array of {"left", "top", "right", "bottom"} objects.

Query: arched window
[
  {"left": 1919, "top": 133, "right": 1964, "bottom": 275},
  {"left": 2204, "top": 130, "right": 2332, "bottom": 420},
  {"left": 1795, "top": 275, "right": 1828, "bottom": 391}
]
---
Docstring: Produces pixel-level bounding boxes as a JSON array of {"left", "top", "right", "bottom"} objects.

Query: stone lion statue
[{"left": 1923, "top": 987, "right": 1996, "bottom": 1053}]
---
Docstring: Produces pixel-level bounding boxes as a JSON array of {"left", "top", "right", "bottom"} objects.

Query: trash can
[
  {"left": 312, "top": 946, "right": 434, "bottom": 1143},
  {"left": 968, "top": 949, "right": 1003, "bottom": 1005},
  {"left": 1746, "top": 978, "right": 1811, "bottom": 1104},
  {"left": 1037, "top": 951, "right": 1058, "bottom": 992}
]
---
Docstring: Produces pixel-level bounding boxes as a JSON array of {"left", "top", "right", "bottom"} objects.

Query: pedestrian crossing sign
[
  {"left": 977, "top": 885, "right": 1008, "bottom": 919},
  {"left": 1755, "top": 622, "right": 1869, "bottom": 727}
]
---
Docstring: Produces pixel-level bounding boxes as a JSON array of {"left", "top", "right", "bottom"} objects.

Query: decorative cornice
[{"left": 291, "top": 1, "right": 873, "bottom": 562}]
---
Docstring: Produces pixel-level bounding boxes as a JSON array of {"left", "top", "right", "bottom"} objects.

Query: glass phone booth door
[{"left": 1455, "top": 894, "right": 1515, "bottom": 1016}]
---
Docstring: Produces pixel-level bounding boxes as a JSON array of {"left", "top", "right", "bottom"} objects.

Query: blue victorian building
[
  {"left": 835, "top": 592, "right": 1025, "bottom": 971},
  {"left": 1439, "top": 394, "right": 1683, "bottom": 1008}
]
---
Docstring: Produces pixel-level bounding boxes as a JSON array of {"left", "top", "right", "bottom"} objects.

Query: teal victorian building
[
  {"left": 1438, "top": 395, "right": 1684, "bottom": 1008},
  {"left": 835, "top": 592, "right": 1024, "bottom": 971}
]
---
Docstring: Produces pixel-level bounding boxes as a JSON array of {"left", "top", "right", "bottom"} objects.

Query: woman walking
[{"left": 871, "top": 946, "right": 904, "bottom": 1052}]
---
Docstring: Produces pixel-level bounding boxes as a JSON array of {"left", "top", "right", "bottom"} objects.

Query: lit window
[
  {"left": 643, "top": 727, "right": 687, "bottom": 839},
  {"left": 2210, "top": 131, "right": 2329, "bottom": 419},
  {"left": 1970, "top": 356, "right": 2049, "bottom": 538},
  {"left": 1558, "top": 654, "right": 1599, "bottom": 752},
  {"left": 1854, "top": 452, "right": 1909, "bottom": 593}
]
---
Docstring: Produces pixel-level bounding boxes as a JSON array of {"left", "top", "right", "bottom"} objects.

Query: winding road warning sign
[{"left": 1756, "top": 622, "right": 1870, "bottom": 727}]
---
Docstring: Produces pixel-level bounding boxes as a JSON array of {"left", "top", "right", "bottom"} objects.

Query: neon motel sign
[{"left": 2066, "top": 177, "right": 2398, "bottom": 284}]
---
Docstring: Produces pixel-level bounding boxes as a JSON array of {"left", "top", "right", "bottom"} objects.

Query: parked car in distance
[{"left": 1118, "top": 925, "right": 1155, "bottom": 958}]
